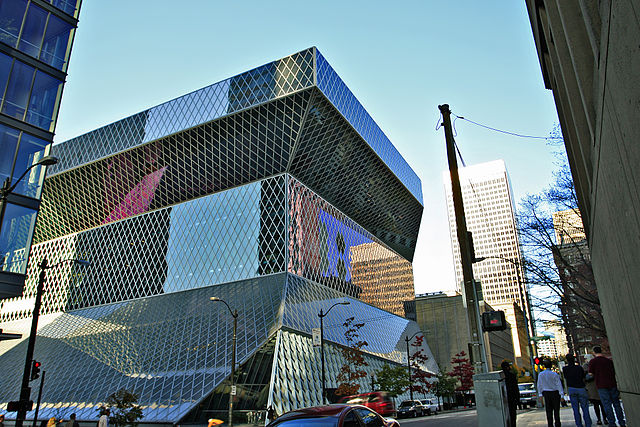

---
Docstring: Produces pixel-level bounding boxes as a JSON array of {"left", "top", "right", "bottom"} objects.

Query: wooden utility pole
[{"left": 438, "top": 104, "right": 487, "bottom": 373}]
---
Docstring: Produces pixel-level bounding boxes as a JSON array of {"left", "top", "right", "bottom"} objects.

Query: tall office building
[
  {"left": 0, "top": 48, "right": 437, "bottom": 424},
  {"left": 444, "top": 159, "right": 532, "bottom": 368},
  {"left": 0, "top": 0, "right": 82, "bottom": 298}
]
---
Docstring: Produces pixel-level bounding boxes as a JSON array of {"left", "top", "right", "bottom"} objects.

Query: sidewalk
[{"left": 518, "top": 405, "right": 620, "bottom": 426}]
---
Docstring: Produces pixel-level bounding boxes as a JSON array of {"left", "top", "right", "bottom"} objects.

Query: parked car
[
  {"left": 396, "top": 400, "right": 424, "bottom": 418},
  {"left": 518, "top": 383, "right": 537, "bottom": 408},
  {"left": 419, "top": 398, "right": 438, "bottom": 415},
  {"left": 267, "top": 404, "right": 399, "bottom": 427},
  {"left": 338, "top": 391, "right": 396, "bottom": 417}
]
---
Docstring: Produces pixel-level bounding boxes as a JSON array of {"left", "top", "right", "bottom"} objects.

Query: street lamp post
[
  {"left": 15, "top": 256, "right": 90, "bottom": 427},
  {"left": 318, "top": 301, "right": 350, "bottom": 404},
  {"left": 210, "top": 297, "right": 238, "bottom": 427},
  {"left": 404, "top": 331, "right": 422, "bottom": 401},
  {"left": 0, "top": 156, "right": 58, "bottom": 236}
]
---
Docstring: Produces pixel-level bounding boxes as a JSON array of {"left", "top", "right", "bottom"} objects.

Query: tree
[
  {"left": 374, "top": 363, "right": 410, "bottom": 397},
  {"left": 449, "top": 351, "right": 474, "bottom": 393},
  {"left": 335, "top": 317, "right": 369, "bottom": 396},
  {"left": 98, "top": 389, "right": 144, "bottom": 427},
  {"left": 432, "top": 370, "right": 457, "bottom": 409},
  {"left": 408, "top": 335, "right": 434, "bottom": 397},
  {"left": 518, "top": 149, "right": 607, "bottom": 351}
]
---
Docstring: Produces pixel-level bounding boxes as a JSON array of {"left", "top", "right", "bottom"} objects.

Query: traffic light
[
  {"left": 30, "top": 360, "right": 41, "bottom": 381},
  {"left": 534, "top": 356, "right": 541, "bottom": 366},
  {"left": 482, "top": 310, "right": 507, "bottom": 331}
]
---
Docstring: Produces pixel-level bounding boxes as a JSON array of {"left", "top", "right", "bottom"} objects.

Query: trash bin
[{"left": 473, "top": 371, "right": 510, "bottom": 426}]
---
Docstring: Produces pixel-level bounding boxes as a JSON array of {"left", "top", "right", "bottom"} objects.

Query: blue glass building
[
  {"left": 0, "top": 48, "right": 436, "bottom": 424},
  {"left": 0, "top": 0, "right": 82, "bottom": 298}
]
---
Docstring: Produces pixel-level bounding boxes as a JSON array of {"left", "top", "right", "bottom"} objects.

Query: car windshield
[
  {"left": 399, "top": 401, "right": 414, "bottom": 407},
  {"left": 518, "top": 384, "right": 535, "bottom": 392},
  {"left": 271, "top": 417, "right": 337, "bottom": 427}
]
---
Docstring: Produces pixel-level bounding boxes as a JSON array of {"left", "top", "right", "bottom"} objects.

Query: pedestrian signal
[
  {"left": 482, "top": 310, "right": 507, "bottom": 331},
  {"left": 534, "top": 356, "right": 541, "bottom": 365}
]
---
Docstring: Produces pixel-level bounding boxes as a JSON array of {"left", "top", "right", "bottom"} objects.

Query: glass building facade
[
  {"left": 0, "top": 0, "right": 81, "bottom": 298},
  {"left": 0, "top": 47, "right": 435, "bottom": 424}
]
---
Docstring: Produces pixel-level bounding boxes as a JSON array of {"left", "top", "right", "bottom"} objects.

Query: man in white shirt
[
  {"left": 98, "top": 409, "right": 109, "bottom": 427},
  {"left": 537, "top": 359, "right": 564, "bottom": 427}
]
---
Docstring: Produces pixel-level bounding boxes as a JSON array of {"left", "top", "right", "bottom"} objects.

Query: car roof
[{"left": 274, "top": 404, "right": 364, "bottom": 421}]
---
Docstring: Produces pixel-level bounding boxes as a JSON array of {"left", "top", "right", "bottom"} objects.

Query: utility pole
[{"left": 439, "top": 104, "right": 487, "bottom": 373}]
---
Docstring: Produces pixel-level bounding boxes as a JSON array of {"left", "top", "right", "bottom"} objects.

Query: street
[{"left": 397, "top": 406, "right": 608, "bottom": 426}]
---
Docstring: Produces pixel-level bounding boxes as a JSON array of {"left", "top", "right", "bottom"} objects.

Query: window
[
  {"left": 355, "top": 408, "right": 383, "bottom": 427},
  {"left": 2, "top": 60, "right": 34, "bottom": 120},
  {"left": 26, "top": 69, "right": 61, "bottom": 130},
  {"left": 0, "top": 0, "right": 28, "bottom": 47},
  {"left": 40, "top": 13, "right": 72, "bottom": 69},
  {"left": 18, "top": 3, "right": 47, "bottom": 57}
]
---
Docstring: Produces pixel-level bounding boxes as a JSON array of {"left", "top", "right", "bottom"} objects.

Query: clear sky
[{"left": 54, "top": 1, "right": 560, "bottom": 295}]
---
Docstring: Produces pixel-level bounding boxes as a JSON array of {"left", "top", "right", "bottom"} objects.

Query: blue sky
[{"left": 54, "top": 1, "right": 560, "bottom": 294}]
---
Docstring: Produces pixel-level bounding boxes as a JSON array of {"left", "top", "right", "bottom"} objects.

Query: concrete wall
[{"left": 525, "top": 1, "right": 640, "bottom": 421}]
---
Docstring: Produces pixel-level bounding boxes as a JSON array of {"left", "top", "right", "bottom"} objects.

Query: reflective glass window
[
  {"left": 354, "top": 408, "right": 383, "bottom": 427},
  {"left": 0, "top": 123, "right": 19, "bottom": 185},
  {"left": 50, "top": 0, "right": 79, "bottom": 17},
  {"left": 18, "top": 3, "right": 47, "bottom": 57},
  {"left": 26, "top": 70, "right": 61, "bottom": 130},
  {"left": 2, "top": 60, "right": 34, "bottom": 120},
  {"left": 40, "top": 13, "right": 72, "bottom": 69},
  {"left": 0, "top": 52, "right": 12, "bottom": 103},
  {"left": 0, "top": 202, "right": 37, "bottom": 274},
  {"left": 13, "top": 131, "right": 48, "bottom": 197},
  {"left": 0, "top": 0, "right": 28, "bottom": 48}
]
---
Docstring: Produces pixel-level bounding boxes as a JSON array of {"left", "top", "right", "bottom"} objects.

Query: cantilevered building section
[{"left": 0, "top": 48, "right": 436, "bottom": 424}]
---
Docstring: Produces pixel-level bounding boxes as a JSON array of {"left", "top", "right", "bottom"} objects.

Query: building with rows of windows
[
  {"left": 0, "top": 0, "right": 82, "bottom": 298},
  {"left": 0, "top": 47, "right": 437, "bottom": 424},
  {"left": 444, "top": 159, "right": 532, "bottom": 369}
]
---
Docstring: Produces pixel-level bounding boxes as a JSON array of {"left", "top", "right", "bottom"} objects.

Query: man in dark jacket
[
  {"left": 562, "top": 354, "right": 591, "bottom": 427},
  {"left": 502, "top": 361, "right": 520, "bottom": 427},
  {"left": 588, "top": 346, "right": 626, "bottom": 427}
]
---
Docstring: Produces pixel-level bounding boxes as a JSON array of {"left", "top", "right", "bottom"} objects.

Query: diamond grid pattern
[
  {"left": 287, "top": 176, "right": 415, "bottom": 316},
  {"left": 315, "top": 50, "right": 423, "bottom": 205},
  {"left": 1, "top": 176, "right": 286, "bottom": 323},
  {"left": 0, "top": 276, "right": 285, "bottom": 423},
  {"left": 289, "top": 90, "right": 423, "bottom": 261},
  {"left": 49, "top": 48, "right": 315, "bottom": 174},
  {"left": 35, "top": 92, "right": 308, "bottom": 244},
  {"left": 270, "top": 330, "right": 416, "bottom": 416}
]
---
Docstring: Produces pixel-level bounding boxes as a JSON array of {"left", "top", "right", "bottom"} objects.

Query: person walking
[
  {"left": 588, "top": 346, "right": 625, "bottom": 427},
  {"left": 502, "top": 361, "right": 520, "bottom": 427},
  {"left": 562, "top": 354, "right": 591, "bottom": 427},
  {"left": 537, "top": 359, "right": 564, "bottom": 427},
  {"left": 584, "top": 364, "right": 608, "bottom": 425},
  {"left": 98, "top": 409, "right": 109, "bottom": 427},
  {"left": 64, "top": 414, "right": 79, "bottom": 427}
]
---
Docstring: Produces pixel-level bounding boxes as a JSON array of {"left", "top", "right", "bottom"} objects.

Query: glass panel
[
  {"left": 39, "top": 13, "right": 72, "bottom": 70},
  {"left": 50, "top": 0, "right": 79, "bottom": 17},
  {"left": 0, "top": 52, "right": 12, "bottom": 104},
  {"left": 2, "top": 59, "right": 34, "bottom": 120},
  {"left": 26, "top": 70, "right": 61, "bottom": 130},
  {"left": 0, "top": 123, "right": 20, "bottom": 186},
  {"left": 12, "top": 131, "right": 49, "bottom": 197},
  {"left": 0, "top": 202, "right": 37, "bottom": 274},
  {"left": 17, "top": 3, "right": 47, "bottom": 57},
  {"left": 0, "top": 0, "right": 28, "bottom": 48}
]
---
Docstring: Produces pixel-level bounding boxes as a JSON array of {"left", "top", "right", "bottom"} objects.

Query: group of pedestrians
[{"left": 536, "top": 346, "right": 625, "bottom": 427}]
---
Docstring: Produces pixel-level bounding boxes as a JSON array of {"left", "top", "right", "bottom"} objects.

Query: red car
[
  {"left": 267, "top": 404, "right": 400, "bottom": 427},
  {"left": 337, "top": 392, "right": 396, "bottom": 417}
]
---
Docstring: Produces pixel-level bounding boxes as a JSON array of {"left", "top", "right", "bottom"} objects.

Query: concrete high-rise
[{"left": 444, "top": 159, "right": 532, "bottom": 368}]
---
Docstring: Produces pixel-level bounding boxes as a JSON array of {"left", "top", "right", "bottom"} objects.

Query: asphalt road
[{"left": 398, "top": 410, "right": 477, "bottom": 427}]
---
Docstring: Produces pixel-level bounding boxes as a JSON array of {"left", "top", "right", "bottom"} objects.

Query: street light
[
  {"left": 210, "top": 297, "right": 238, "bottom": 427},
  {"left": 0, "top": 156, "right": 58, "bottom": 232},
  {"left": 318, "top": 301, "right": 350, "bottom": 404},
  {"left": 15, "top": 256, "right": 90, "bottom": 427},
  {"left": 404, "top": 331, "right": 423, "bottom": 401}
]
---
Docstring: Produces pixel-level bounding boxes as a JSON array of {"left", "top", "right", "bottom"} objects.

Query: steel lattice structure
[{"left": 0, "top": 48, "right": 435, "bottom": 424}]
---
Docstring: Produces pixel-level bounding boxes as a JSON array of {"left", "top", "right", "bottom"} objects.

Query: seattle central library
[{"left": 0, "top": 48, "right": 437, "bottom": 424}]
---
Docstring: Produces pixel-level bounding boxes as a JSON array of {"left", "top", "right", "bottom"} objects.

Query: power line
[{"left": 451, "top": 113, "right": 559, "bottom": 141}]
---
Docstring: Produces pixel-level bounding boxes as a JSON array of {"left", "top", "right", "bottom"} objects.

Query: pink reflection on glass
[{"left": 102, "top": 166, "right": 167, "bottom": 224}]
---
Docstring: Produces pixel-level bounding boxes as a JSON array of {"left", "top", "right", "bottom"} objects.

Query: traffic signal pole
[
  {"left": 439, "top": 104, "right": 487, "bottom": 373},
  {"left": 15, "top": 259, "right": 48, "bottom": 427}
]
